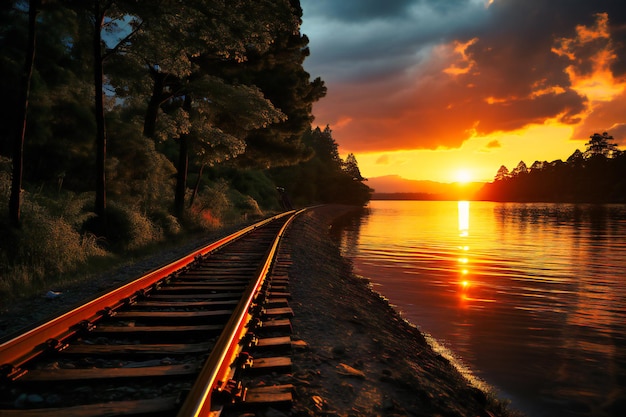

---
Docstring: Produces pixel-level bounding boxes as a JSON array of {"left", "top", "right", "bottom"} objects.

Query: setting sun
[{"left": 455, "top": 169, "right": 472, "bottom": 184}]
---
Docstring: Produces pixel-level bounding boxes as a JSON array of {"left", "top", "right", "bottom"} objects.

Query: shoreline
[{"left": 286, "top": 205, "right": 519, "bottom": 416}]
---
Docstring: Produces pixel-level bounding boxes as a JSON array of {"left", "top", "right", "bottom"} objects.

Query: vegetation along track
[{"left": 0, "top": 209, "right": 305, "bottom": 416}]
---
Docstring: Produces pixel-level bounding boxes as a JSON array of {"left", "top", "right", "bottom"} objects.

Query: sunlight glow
[
  {"left": 458, "top": 201, "right": 470, "bottom": 233},
  {"left": 455, "top": 169, "right": 473, "bottom": 184},
  {"left": 348, "top": 123, "right": 584, "bottom": 183}
]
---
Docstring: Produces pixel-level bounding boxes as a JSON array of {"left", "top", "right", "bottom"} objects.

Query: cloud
[
  {"left": 301, "top": 0, "right": 626, "bottom": 153},
  {"left": 608, "top": 124, "right": 626, "bottom": 145},
  {"left": 486, "top": 140, "right": 501, "bottom": 149},
  {"left": 375, "top": 155, "right": 390, "bottom": 165},
  {"left": 572, "top": 91, "right": 626, "bottom": 144}
]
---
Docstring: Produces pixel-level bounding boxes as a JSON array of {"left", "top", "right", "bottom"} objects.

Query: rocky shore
[{"left": 0, "top": 205, "right": 520, "bottom": 416}]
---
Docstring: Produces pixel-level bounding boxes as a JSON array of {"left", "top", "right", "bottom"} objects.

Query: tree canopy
[{"left": 1, "top": 0, "right": 367, "bottom": 249}]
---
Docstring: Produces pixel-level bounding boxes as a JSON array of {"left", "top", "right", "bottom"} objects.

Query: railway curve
[{"left": 0, "top": 209, "right": 305, "bottom": 416}]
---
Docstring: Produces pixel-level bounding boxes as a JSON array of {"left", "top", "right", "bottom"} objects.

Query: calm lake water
[{"left": 330, "top": 200, "right": 626, "bottom": 417}]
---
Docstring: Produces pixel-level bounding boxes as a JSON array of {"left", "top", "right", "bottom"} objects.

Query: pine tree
[
  {"left": 584, "top": 132, "right": 620, "bottom": 159},
  {"left": 344, "top": 153, "right": 365, "bottom": 181},
  {"left": 494, "top": 165, "right": 509, "bottom": 181}
]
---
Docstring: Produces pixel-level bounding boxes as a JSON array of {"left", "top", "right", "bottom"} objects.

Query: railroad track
[{"left": 0, "top": 210, "right": 304, "bottom": 416}]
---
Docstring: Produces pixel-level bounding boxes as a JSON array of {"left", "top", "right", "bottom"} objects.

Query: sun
[{"left": 455, "top": 169, "right": 473, "bottom": 184}]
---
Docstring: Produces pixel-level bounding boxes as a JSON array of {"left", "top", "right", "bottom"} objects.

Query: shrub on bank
[
  {"left": 82, "top": 202, "right": 164, "bottom": 252},
  {"left": 186, "top": 181, "right": 232, "bottom": 230},
  {"left": 0, "top": 186, "right": 107, "bottom": 300}
]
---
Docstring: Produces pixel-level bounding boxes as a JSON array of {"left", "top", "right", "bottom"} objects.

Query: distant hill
[{"left": 367, "top": 175, "right": 485, "bottom": 200}]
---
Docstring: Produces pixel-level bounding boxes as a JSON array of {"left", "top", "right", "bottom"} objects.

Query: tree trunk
[
  {"left": 93, "top": 1, "right": 107, "bottom": 223},
  {"left": 174, "top": 135, "right": 189, "bottom": 218},
  {"left": 174, "top": 95, "right": 192, "bottom": 218},
  {"left": 189, "top": 163, "right": 205, "bottom": 208},
  {"left": 9, "top": 0, "right": 40, "bottom": 228},
  {"left": 143, "top": 70, "right": 165, "bottom": 138}
]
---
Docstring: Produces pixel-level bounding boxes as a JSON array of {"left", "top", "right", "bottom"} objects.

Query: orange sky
[{"left": 301, "top": 1, "right": 626, "bottom": 183}]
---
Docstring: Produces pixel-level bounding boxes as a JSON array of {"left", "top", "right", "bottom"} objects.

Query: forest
[
  {"left": 0, "top": 1, "right": 371, "bottom": 298},
  {"left": 479, "top": 132, "right": 626, "bottom": 203}
]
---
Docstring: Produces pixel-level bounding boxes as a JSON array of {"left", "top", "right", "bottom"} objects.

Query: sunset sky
[{"left": 300, "top": 0, "right": 626, "bottom": 183}]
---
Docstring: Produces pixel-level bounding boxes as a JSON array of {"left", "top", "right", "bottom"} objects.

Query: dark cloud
[
  {"left": 573, "top": 92, "right": 626, "bottom": 143},
  {"left": 301, "top": 0, "right": 626, "bottom": 152}
]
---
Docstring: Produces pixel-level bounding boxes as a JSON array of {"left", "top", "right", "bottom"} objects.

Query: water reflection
[
  {"left": 331, "top": 200, "right": 626, "bottom": 417},
  {"left": 457, "top": 201, "right": 471, "bottom": 306},
  {"left": 458, "top": 200, "right": 470, "bottom": 236}
]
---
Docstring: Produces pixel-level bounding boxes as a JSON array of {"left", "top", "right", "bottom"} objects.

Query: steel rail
[
  {"left": 177, "top": 208, "right": 306, "bottom": 417},
  {"left": 0, "top": 211, "right": 294, "bottom": 373}
]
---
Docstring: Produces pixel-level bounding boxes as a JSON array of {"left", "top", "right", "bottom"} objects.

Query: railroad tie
[
  {"left": 0, "top": 397, "right": 180, "bottom": 417},
  {"left": 245, "top": 384, "right": 294, "bottom": 405},
  {"left": 259, "top": 318, "right": 292, "bottom": 333},
  {"left": 249, "top": 356, "right": 292, "bottom": 373},
  {"left": 19, "top": 363, "right": 200, "bottom": 382}
]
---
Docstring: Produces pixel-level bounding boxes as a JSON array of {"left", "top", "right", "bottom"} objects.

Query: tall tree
[
  {"left": 2, "top": 1, "right": 97, "bottom": 193},
  {"left": 169, "top": 76, "right": 285, "bottom": 217},
  {"left": 9, "top": 0, "right": 40, "bottom": 227},
  {"left": 232, "top": 1, "right": 327, "bottom": 168},
  {"left": 91, "top": 0, "right": 107, "bottom": 221},
  {"left": 111, "top": 0, "right": 296, "bottom": 217},
  {"left": 52, "top": 0, "right": 147, "bottom": 228},
  {"left": 344, "top": 153, "right": 365, "bottom": 181},
  {"left": 90, "top": 0, "right": 145, "bottom": 224},
  {"left": 584, "top": 132, "right": 620, "bottom": 159},
  {"left": 494, "top": 165, "right": 510, "bottom": 181}
]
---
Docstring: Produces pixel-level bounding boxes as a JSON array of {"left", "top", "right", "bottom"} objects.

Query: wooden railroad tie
[
  {"left": 19, "top": 363, "right": 200, "bottom": 382},
  {"left": 245, "top": 384, "right": 294, "bottom": 405},
  {"left": 91, "top": 324, "right": 224, "bottom": 334},
  {"left": 0, "top": 397, "right": 180, "bottom": 417}
]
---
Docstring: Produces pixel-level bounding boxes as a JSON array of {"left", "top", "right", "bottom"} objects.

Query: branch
[{"left": 103, "top": 19, "right": 144, "bottom": 61}]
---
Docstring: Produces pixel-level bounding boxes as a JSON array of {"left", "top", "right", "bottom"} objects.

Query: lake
[{"left": 330, "top": 200, "right": 626, "bottom": 417}]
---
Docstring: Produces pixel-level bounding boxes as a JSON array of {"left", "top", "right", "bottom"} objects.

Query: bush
[
  {"left": 149, "top": 209, "right": 182, "bottom": 238},
  {"left": 0, "top": 185, "right": 107, "bottom": 299},
  {"left": 229, "top": 190, "right": 263, "bottom": 220},
  {"left": 187, "top": 181, "right": 232, "bottom": 230},
  {"left": 84, "top": 202, "right": 164, "bottom": 252}
]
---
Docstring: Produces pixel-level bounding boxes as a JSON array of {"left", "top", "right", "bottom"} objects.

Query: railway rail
[{"left": 0, "top": 209, "right": 305, "bottom": 416}]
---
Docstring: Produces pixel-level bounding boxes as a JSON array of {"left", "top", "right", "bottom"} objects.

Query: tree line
[
  {"left": 479, "top": 132, "right": 626, "bottom": 203},
  {"left": 0, "top": 0, "right": 371, "bottom": 293}
]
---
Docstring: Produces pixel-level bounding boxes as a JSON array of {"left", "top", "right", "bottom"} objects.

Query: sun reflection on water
[
  {"left": 458, "top": 201, "right": 471, "bottom": 304},
  {"left": 332, "top": 200, "right": 626, "bottom": 417}
]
